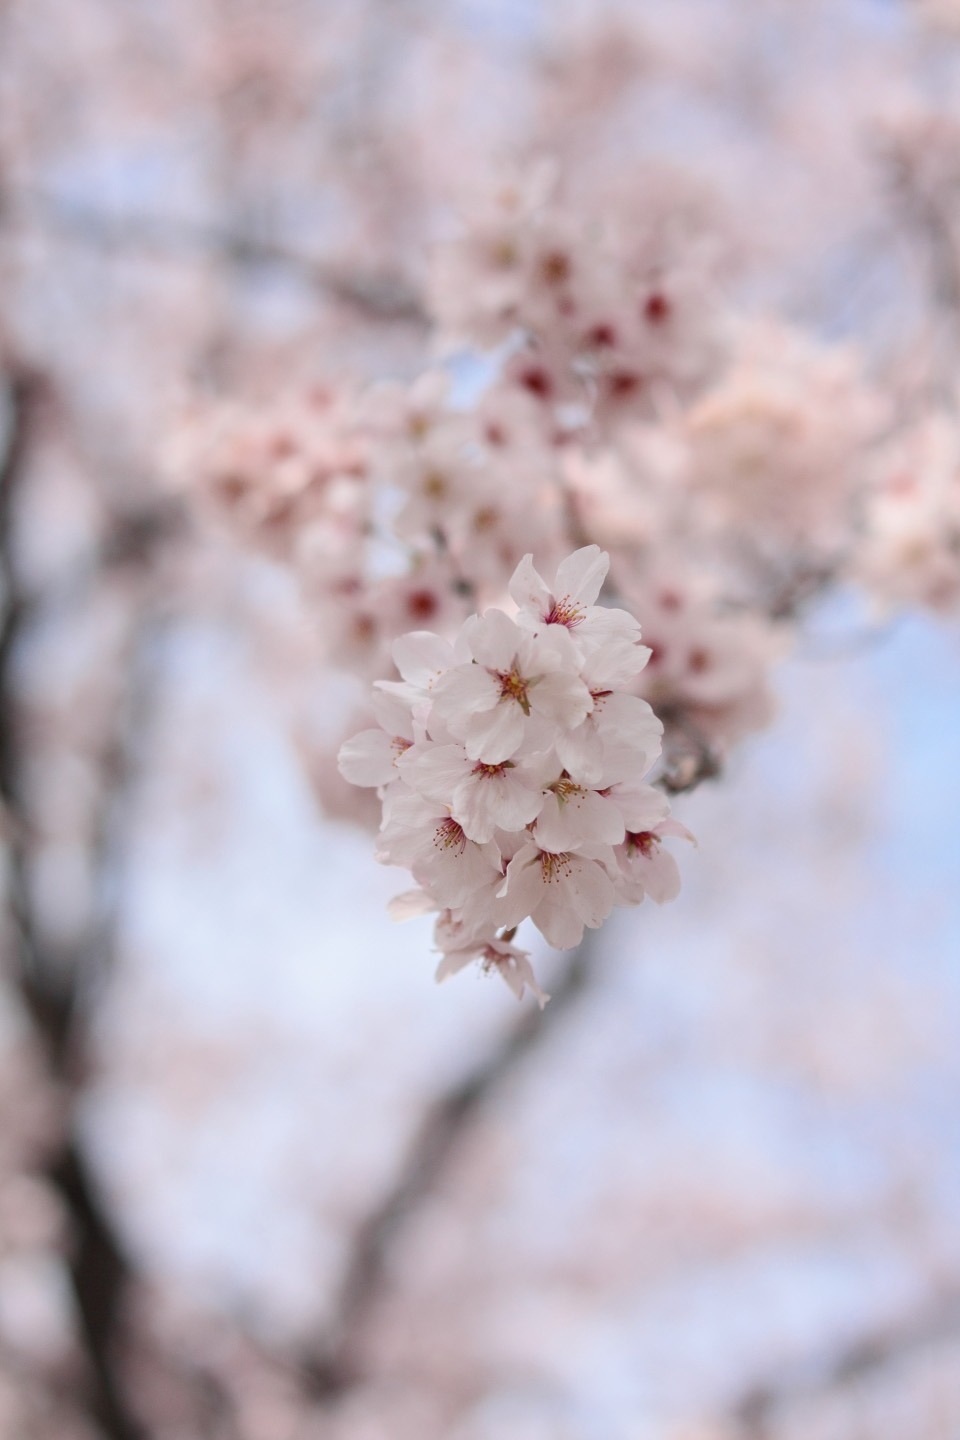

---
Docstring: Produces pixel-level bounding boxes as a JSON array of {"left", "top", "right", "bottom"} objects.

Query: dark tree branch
[
  {"left": 731, "top": 1287, "right": 960, "bottom": 1438},
  {"left": 50, "top": 1147, "right": 148, "bottom": 1440},
  {"left": 881, "top": 133, "right": 960, "bottom": 393},
  {"left": 0, "top": 366, "right": 174, "bottom": 1440},
  {"left": 306, "top": 933, "right": 599, "bottom": 1397},
  {"left": 0, "top": 369, "right": 71, "bottom": 1050}
]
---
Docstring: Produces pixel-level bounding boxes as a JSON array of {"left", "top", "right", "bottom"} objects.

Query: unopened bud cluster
[{"left": 339, "top": 547, "right": 693, "bottom": 1003}]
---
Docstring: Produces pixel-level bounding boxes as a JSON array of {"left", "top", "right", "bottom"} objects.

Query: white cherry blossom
[
  {"left": 533, "top": 775, "right": 668, "bottom": 852},
  {"left": 377, "top": 790, "right": 502, "bottom": 910},
  {"left": 432, "top": 609, "right": 592, "bottom": 763},
  {"left": 497, "top": 843, "right": 619, "bottom": 950},
  {"left": 612, "top": 816, "right": 697, "bottom": 905},
  {"left": 336, "top": 690, "right": 418, "bottom": 789},
  {"left": 400, "top": 742, "right": 552, "bottom": 843},
  {"left": 533, "top": 777, "right": 626, "bottom": 851},
  {"left": 434, "top": 930, "right": 549, "bottom": 1008},
  {"left": 509, "top": 544, "right": 644, "bottom": 651},
  {"left": 338, "top": 545, "right": 692, "bottom": 999},
  {"left": 555, "top": 689, "right": 663, "bottom": 789},
  {"left": 376, "top": 630, "right": 461, "bottom": 709}
]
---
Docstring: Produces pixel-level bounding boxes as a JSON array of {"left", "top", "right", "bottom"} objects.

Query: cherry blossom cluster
[
  {"left": 428, "top": 167, "right": 723, "bottom": 425},
  {"left": 173, "top": 161, "right": 960, "bottom": 945},
  {"left": 172, "top": 174, "right": 902, "bottom": 803},
  {"left": 173, "top": 388, "right": 367, "bottom": 562},
  {"left": 338, "top": 546, "right": 693, "bottom": 1003}
]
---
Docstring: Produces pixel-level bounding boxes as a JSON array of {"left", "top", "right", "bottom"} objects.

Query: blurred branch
[
  {"left": 0, "top": 368, "right": 66, "bottom": 1044},
  {"left": 307, "top": 932, "right": 599, "bottom": 1396},
  {"left": 730, "top": 1287, "right": 960, "bottom": 1438},
  {"left": 896, "top": 181, "right": 960, "bottom": 329},
  {"left": 51, "top": 1146, "right": 149, "bottom": 1440},
  {"left": 883, "top": 134, "right": 960, "bottom": 387},
  {"left": 0, "top": 365, "right": 176, "bottom": 1440},
  {"left": 2, "top": 184, "right": 429, "bottom": 326}
]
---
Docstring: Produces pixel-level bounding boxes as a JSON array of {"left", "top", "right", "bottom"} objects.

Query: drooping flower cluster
[{"left": 338, "top": 546, "right": 693, "bottom": 1003}]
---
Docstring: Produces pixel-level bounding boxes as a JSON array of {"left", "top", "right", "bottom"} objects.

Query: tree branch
[
  {"left": 306, "top": 932, "right": 599, "bottom": 1396},
  {"left": 730, "top": 1287, "right": 960, "bottom": 1438},
  {"left": 0, "top": 366, "right": 173, "bottom": 1440},
  {"left": 2, "top": 185, "right": 429, "bottom": 326}
]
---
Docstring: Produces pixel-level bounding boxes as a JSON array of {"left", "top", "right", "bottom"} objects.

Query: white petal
[
  {"left": 554, "top": 545, "right": 608, "bottom": 606},
  {"left": 392, "top": 631, "right": 455, "bottom": 688},
  {"left": 634, "top": 848, "right": 682, "bottom": 904},
  {"left": 508, "top": 552, "right": 552, "bottom": 617},
  {"left": 656, "top": 817, "right": 698, "bottom": 847},
  {"left": 581, "top": 641, "right": 650, "bottom": 689},
  {"left": 389, "top": 889, "right": 438, "bottom": 921},
  {"left": 577, "top": 628, "right": 648, "bottom": 680},
  {"left": 554, "top": 722, "right": 606, "bottom": 787},
  {"left": 530, "top": 898, "right": 585, "bottom": 950},
  {"left": 370, "top": 688, "right": 414, "bottom": 737},
  {"left": 433, "top": 664, "right": 501, "bottom": 720},
  {"left": 338, "top": 730, "right": 399, "bottom": 788},
  {"left": 435, "top": 951, "right": 475, "bottom": 984},
  {"left": 565, "top": 855, "right": 617, "bottom": 926},
  {"left": 535, "top": 788, "right": 624, "bottom": 851},
  {"left": 510, "top": 953, "right": 550, "bottom": 1007},
  {"left": 410, "top": 829, "right": 502, "bottom": 909},
  {"left": 528, "top": 669, "right": 592, "bottom": 728},
  {"left": 588, "top": 693, "right": 663, "bottom": 786},
  {"left": 404, "top": 744, "right": 472, "bottom": 804},
  {"left": 613, "top": 783, "right": 671, "bottom": 833},
  {"left": 466, "top": 608, "right": 522, "bottom": 670},
  {"left": 460, "top": 702, "right": 526, "bottom": 763},
  {"left": 492, "top": 949, "right": 550, "bottom": 1006},
  {"left": 453, "top": 765, "right": 545, "bottom": 842},
  {"left": 496, "top": 844, "right": 547, "bottom": 923}
]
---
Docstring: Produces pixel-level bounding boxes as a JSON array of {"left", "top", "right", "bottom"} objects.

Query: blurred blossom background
[{"left": 1, "top": 1, "right": 960, "bottom": 1437}]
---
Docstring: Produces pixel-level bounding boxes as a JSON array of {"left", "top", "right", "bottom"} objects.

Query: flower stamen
[
  {"left": 434, "top": 818, "right": 467, "bottom": 854},
  {"left": 546, "top": 595, "right": 587, "bottom": 628},
  {"left": 496, "top": 666, "right": 531, "bottom": 715}
]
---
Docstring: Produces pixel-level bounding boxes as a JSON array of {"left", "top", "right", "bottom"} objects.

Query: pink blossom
[
  {"left": 611, "top": 817, "right": 696, "bottom": 905},
  {"left": 377, "top": 790, "right": 502, "bottom": 910},
  {"left": 400, "top": 743, "right": 552, "bottom": 843},
  {"left": 509, "top": 544, "right": 645, "bottom": 652},
  {"left": 497, "top": 843, "right": 619, "bottom": 950},
  {"left": 432, "top": 609, "right": 592, "bottom": 763},
  {"left": 339, "top": 546, "right": 691, "bottom": 997},
  {"left": 336, "top": 690, "right": 417, "bottom": 789},
  {"left": 555, "top": 688, "right": 663, "bottom": 789},
  {"left": 434, "top": 930, "right": 549, "bottom": 1007},
  {"left": 533, "top": 776, "right": 628, "bottom": 851}
]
